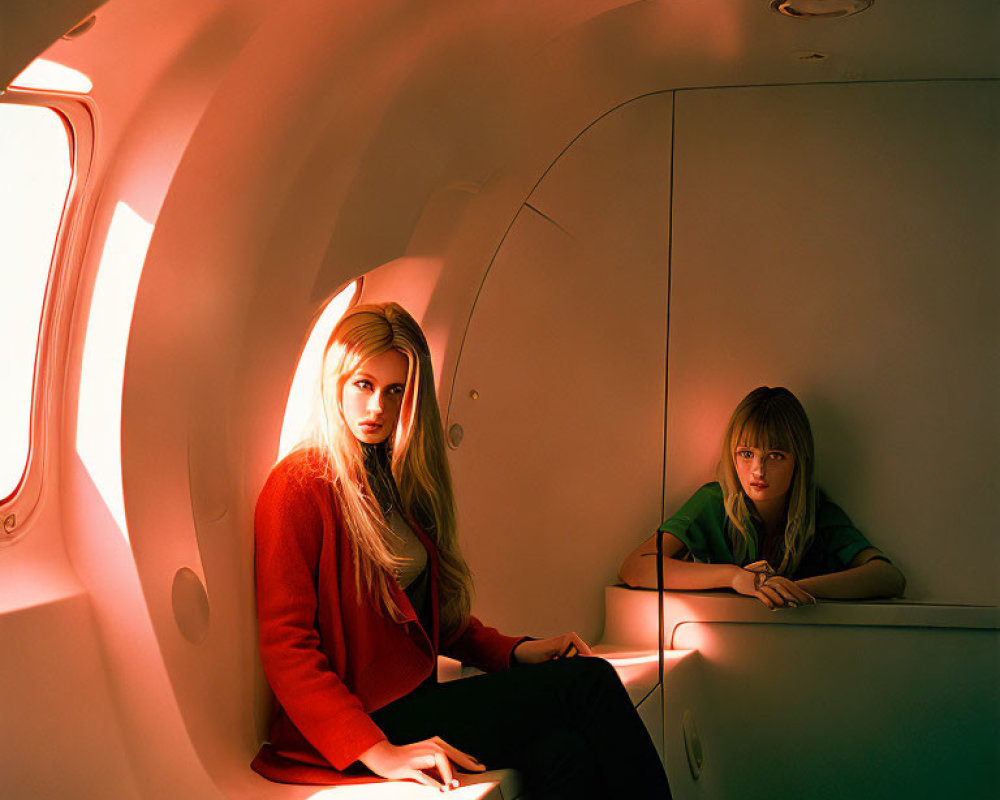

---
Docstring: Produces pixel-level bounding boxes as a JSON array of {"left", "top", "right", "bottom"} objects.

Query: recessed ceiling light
[{"left": 770, "top": 0, "right": 874, "bottom": 19}]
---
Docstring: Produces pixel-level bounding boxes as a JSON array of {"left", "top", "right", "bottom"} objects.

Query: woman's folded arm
[
  {"left": 619, "top": 532, "right": 743, "bottom": 591},
  {"left": 620, "top": 536, "right": 904, "bottom": 603},
  {"left": 795, "top": 548, "right": 906, "bottom": 599}
]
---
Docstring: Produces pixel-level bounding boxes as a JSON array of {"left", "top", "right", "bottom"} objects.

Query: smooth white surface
[
  {"left": 602, "top": 585, "right": 1000, "bottom": 651},
  {"left": 306, "top": 771, "right": 513, "bottom": 799},
  {"left": 0, "top": 595, "right": 141, "bottom": 799},
  {"left": 668, "top": 623, "right": 999, "bottom": 800},
  {"left": 601, "top": 586, "right": 1000, "bottom": 799},
  {"left": 0, "top": 104, "right": 71, "bottom": 498}
]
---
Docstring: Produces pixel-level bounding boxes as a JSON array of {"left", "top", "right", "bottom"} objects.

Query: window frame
[{"left": 0, "top": 89, "right": 96, "bottom": 545}]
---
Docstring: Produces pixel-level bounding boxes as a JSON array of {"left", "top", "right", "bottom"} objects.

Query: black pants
[{"left": 371, "top": 656, "right": 671, "bottom": 800}]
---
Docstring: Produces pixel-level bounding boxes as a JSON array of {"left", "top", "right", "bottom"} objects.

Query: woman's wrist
[
  {"left": 358, "top": 739, "right": 393, "bottom": 768},
  {"left": 510, "top": 636, "right": 535, "bottom": 665},
  {"left": 729, "top": 564, "right": 748, "bottom": 591}
]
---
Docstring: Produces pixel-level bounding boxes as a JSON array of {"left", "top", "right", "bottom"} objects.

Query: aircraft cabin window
[
  {"left": 0, "top": 104, "right": 73, "bottom": 504},
  {"left": 278, "top": 280, "right": 361, "bottom": 459}
]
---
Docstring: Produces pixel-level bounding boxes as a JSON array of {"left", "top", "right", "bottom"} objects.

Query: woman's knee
[
  {"left": 564, "top": 654, "right": 620, "bottom": 682},
  {"left": 539, "top": 656, "right": 626, "bottom": 699}
]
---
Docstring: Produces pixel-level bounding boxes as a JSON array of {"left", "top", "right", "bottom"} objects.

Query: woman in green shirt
[{"left": 619, "top": 387, "right": 906, "bottom": 608}]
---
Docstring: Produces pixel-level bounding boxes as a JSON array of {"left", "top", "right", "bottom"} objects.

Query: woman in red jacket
[{"left": 252, "top": 302, "right": 669, "bottom": 798}]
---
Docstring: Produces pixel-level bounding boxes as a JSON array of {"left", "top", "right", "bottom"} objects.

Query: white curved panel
[
  {"left": 448, "top": 94, "right": 672, "bottom": 641},
  {"left": 668, "top": 622, "right": 999, "bottom": 800}
]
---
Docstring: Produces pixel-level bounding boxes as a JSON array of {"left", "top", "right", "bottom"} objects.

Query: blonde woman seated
[
  {"left": 620, "top": 387, "right": 905, "bottom": 608},
  {"left": 253, "top": 302, "right": 669, "bottom": 798}
]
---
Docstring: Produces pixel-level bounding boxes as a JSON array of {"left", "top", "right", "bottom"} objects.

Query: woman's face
[
  {"left": 340, "top": 349, "right": 409, "bottom": 444},
  {"left": 734, "top": 444, "right": 795, "bottom": 507}
]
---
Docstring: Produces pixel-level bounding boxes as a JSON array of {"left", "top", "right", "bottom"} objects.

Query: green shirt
[{"left": 658, "top": 482, "right": 876, "bottom": 579}]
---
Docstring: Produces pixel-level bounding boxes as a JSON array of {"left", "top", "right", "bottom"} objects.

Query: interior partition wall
[{"left": 666, "top": 79, "right": 999, "bottom": 606}]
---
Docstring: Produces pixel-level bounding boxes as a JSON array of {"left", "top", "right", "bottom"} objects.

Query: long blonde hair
[
  {"left": 315, "top": 302, "right": 472, "bottom": 638},
  {"left": 716, "top": 386, "right": 816, "bottom": 576}
]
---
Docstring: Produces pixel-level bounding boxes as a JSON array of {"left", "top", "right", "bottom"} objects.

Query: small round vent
[{"left": 770, "top": 0, "right": 873, "bottom": 19}]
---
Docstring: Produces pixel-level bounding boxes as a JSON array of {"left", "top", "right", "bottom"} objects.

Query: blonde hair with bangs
[
  {"left": 316, "top": 302, "right": 472, "bottom": 639},
  {"left": 716, "top": 386, "right": 816, "bottom": 576}
]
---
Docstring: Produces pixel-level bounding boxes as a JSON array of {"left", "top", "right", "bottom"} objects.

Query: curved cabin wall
[{"left": 0, "top": 1, "right": 996, "bottom": 798}]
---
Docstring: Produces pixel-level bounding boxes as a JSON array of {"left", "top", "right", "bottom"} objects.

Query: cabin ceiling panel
[{"left": 510, "top": 0, "right": 998, "bottom": 127}]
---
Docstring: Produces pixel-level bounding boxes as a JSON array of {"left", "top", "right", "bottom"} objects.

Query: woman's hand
[
  {"left": 512, "top": 632, "right": 592, "bottom": 664},
  {"left": 732, "top": 562, "right": 816, "bottom": 609},
  {"left": 358, "top": 737, "right": 485, "bottom": 790}
]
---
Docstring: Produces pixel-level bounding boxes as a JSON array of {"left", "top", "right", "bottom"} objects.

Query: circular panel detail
[
  {"left": 681, "top": 709, "right": 704, "bottom": 778},
  {"left": 0, "top": 513, "right": 24, "bottom": 547},
  {"left": 171, "top": 567, "right": 211, "bottom": 644}
]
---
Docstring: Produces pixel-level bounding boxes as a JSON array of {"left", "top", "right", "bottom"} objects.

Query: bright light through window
[
  {"left": 76, "top": 202, "right": 155, "bottom": 540},
  {"left": 0, "top": 104, "right": 72, "bottom": 501},
  {"left": 278, "top": 282, "right": 360, "bottom": 459},
  {"left": 10, "top": 59, "right": 93, "bottom": 94}
]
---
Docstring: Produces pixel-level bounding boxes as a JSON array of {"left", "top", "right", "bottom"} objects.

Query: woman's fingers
[
  {"left": 768, "top": 577, "right": 815, "bottom": 606},
  {"left": 555, "top": 638, "right": 576, "bottom": 659},
  {"left": 554, "top": 632, "right": 591, "bottom": 659},
  {"left": 786, "top": 581, "right": 816, "bottom": 604},
  {"left": 434, "top": 737, "right": 486, "bottom": 773},
  {"left": 360, "top": 738, "right": 478, "bottom": 790},
  {"left": 765, "top": 581, "right": 797, "bottom": 607},
  {"left": 433, "top": 750, "right": 455, "bottom": 788},
  {"left": 405, "top": 766, "right": 442, "bottom": 790},
  {"left": 794, "top": 580, "right": 816, "bottom": 604},
  {"left": 753, "top": 588, "right": 776, "bottom": 608},
  {"left": 749, "top": 573, "right": 816, "bottom": 609},
  {"left": 515, "top": 632, "right": 594, "bottom": 663},
  {"left": 760, "top": 583, "right": 792, "bottom": 607}
]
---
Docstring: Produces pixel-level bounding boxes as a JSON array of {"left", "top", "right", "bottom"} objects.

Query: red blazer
[{"left": 251, "top": 448, "right": 522, "bottom": 785}]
